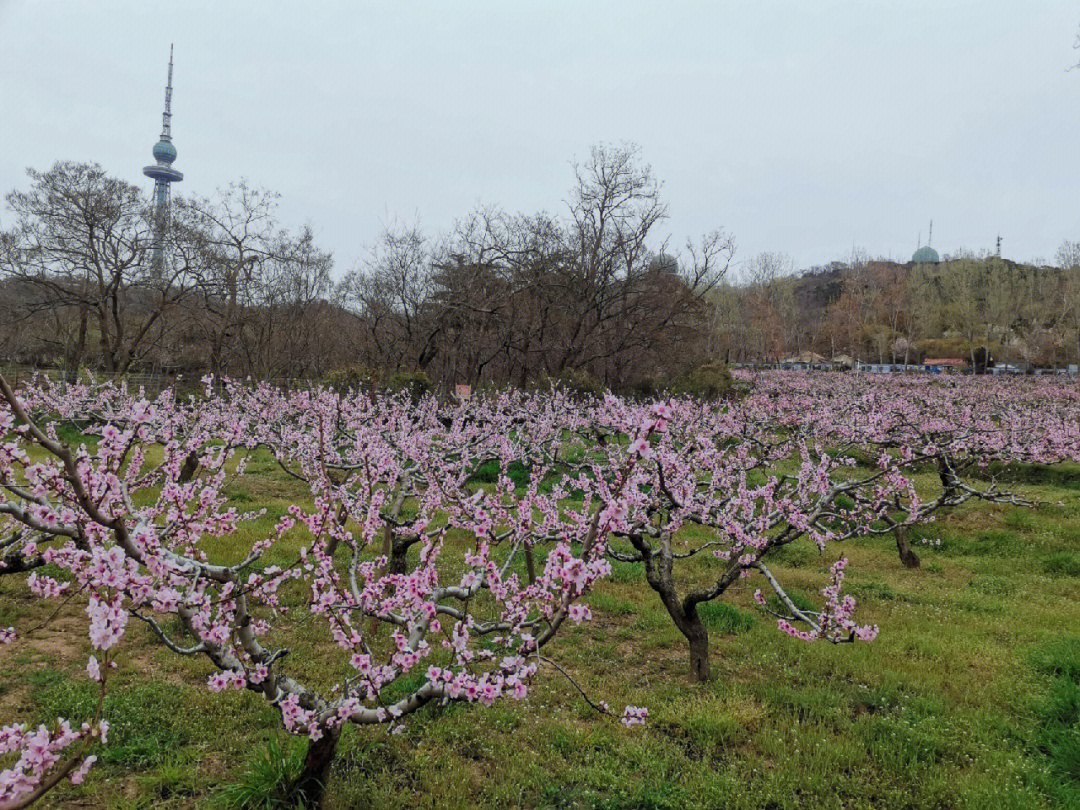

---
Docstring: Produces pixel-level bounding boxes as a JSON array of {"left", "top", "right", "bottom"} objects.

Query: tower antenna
[
  {"left": 928, "top": 219, "right": 933, "bottom": 247},
  {"left": 161, "top": 43, "right": 174, "bottom": 141}
]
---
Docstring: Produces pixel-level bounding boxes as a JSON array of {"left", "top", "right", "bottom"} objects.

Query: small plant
[{"left": 214, "top": 738, "right": 307, "bottom": 810}]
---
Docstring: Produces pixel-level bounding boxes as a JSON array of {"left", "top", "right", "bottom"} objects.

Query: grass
[
  {"left": 3, "top": 455, "right": 1080, "bottom": 809},
  {"left": 1029, "top": 637, "right": 1080, "bottom": 807},
  {"left": 213, "top": 738, "right": 308, "bottom": 809}
]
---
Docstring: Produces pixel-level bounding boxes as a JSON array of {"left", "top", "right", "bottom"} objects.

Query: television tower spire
[
  {"left": 143, "top": 44, "right": 183, "bottom": 268},
  {"left": 161, "top": 44, "right": 174, "bottom": 141}
]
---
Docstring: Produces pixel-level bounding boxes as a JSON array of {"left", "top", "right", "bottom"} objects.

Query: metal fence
[{"left": 0, "top": 366, "right": 312, "bottom": 397}]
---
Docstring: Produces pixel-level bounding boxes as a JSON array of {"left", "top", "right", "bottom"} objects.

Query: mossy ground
[{"left": 3, "top": 456, "right": 1080, "bottom": 809}]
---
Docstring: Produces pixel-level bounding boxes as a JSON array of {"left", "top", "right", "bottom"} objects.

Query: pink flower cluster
[
  {"left": 0, "top": 718, "right": 108, "bottom": 805},
  {"left": 621, "top": 706, "right": 649, "bottom": 727}
]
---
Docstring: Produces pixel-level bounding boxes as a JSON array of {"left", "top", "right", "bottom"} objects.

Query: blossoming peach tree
[
  {"left": 744, "top": 372, "right": 1080, "bottom": 568},
  {"left": 540, "top": 393, "right": 889, "bottom": 682},
  {"left": 0, "top": 375, "right": 646, "bottom": 807},
  {"left": 493, "top": 373, "right": 1080, "bottom": 682}
]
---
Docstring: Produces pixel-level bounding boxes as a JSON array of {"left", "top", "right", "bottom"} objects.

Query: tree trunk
[
  {"left": 178, "top": 452, "right": 199, "bottom": 483},
  {"left": 895, "top": 524, "right": 920, "bottom": 569},
  {"left": 66, "top": 308, "right": 88, "bottom": 382},
  {"left": 685, "top": 611, "right": 711, "bottom": 682},
  {"left": 525, "top": 547, "right": 537, "bottom": 584},
  {"left": 387, "top": 541, "right": 411, "bottom": 577},
  {"left": 656, "top": 592, "right": 711, "bottom": 682},
  {"left": 292, "top": 726, "right": 341, "bottom": 809},
  {"left": 634, "top": 535, "right": 713, "bottom": 683}
]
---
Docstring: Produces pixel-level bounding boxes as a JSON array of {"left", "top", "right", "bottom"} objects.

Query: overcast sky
[{"left": 2, "top": 1, "right": 1078, "bottom": 275}]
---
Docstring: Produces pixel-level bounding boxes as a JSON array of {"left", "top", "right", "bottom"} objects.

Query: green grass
[
  {"left": 212, "top": 738, "right": 308, "bottom": 809},
  {"left": 697, "top": 601, "right": 756, "bottom": 635},
  {"left": 1044, "top": 552, "right": 1080, "bottom": 577},
  {"left": 1029, "top": 637, "right": 1080, "bottom": 806},
  {"left": 32, "top": 674, "right": 192, "bottom": 767},
  {"left": 4, "top": 458, "right": 1080, "bottom": 809}
]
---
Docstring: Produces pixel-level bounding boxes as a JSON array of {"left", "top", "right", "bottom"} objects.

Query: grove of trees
[
  {"left": 713, "top": 246, "right": 1080, "bottom": 369},
  {"left": 5, "top": 149, "right": 1080, "bottom": 389},
  {"left": 3, "top": 370, "right": 1079, "bottom": 806},
  {"left": 1, "top": 147, "right": 733, "bottom": 391}
]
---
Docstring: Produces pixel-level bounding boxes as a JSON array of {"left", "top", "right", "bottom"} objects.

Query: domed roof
[
  {"left": 912, "top": 246, "right": 939, "bottom": 264},
  {"left": 153, "top": 140, "right": 177, "bottom": 164}
]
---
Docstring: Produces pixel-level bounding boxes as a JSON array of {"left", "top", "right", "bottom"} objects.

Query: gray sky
[{"left": 2, "top": 1, "right": 1078, "bottom": 274}]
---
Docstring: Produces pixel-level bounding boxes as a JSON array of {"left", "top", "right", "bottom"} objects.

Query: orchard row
[{"left": 2, "top": 371, "right": 1079, "bottom": 807}]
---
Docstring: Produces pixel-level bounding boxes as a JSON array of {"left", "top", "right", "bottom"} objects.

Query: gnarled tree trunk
[
  {"left": 632, "top": 532, "right": 714, "bottom": 682},
  {"left": 682, "top": 608, "right": 711, "bottom": 682},
  {"left": 895, "top": 524, "right": 920, "bottom": 569},
  {"left": 292, "top": 725, "right": 342, "bottom": 809}
]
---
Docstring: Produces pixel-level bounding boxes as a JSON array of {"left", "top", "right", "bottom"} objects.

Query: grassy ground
[{"left": 3, "top": 455, "right": 1080, "bottom": 809}]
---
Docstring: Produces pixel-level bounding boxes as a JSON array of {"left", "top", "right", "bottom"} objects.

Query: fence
[{"left": 0, "top": 366, "right": 312, "bottom": 398}]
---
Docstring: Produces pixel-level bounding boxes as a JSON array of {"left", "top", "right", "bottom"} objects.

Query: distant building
[
  {"left": 991, "top": 363, "right": 1030, "bottom": 375},
  {"left": 912, "top": 245, "right": 939, "bottom": 263},
  {"left": 923, "top": 358, "right": 966, "bottom": 373},
  {"left": 780, "top": 351, "right": 828, "bottom": 370},
  {"left": 912, "top": 219, "right": 940, "bottom": 264}
]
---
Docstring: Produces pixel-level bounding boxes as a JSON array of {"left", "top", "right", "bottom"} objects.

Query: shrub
[
  {"left": 626, "top": 376, "right": 661, "bottom": 400},
  {"left": 324, "top": 365, "right": 379, "bottom": 393},
  {"left": 669, "top": 362, "right": 735, "bottom": 401},
  {"left": 539, "top": 369, "right": 604, "bottom": 399},
  {"left": 382, "top": 370, "right": 432, "bottom": 400}
]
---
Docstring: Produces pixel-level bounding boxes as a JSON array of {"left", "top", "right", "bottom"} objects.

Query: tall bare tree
[{"left": 1, "top": 162, "right": 195, "bottom": 375}]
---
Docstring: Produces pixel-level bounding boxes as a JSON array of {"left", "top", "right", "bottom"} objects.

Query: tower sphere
[{"left": 153, "top": 139, "right": 177, "bottom": 164}]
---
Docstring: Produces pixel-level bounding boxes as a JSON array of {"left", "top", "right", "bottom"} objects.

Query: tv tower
[{"left": 143, "top": 45, "right": 182, "bottom": 267}]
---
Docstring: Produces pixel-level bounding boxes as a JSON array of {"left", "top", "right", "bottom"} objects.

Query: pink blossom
[
  {"left": 69, "top": 755, "right": 96, "bottom": 785},
  {"left": 567, "top": 603, "right": 592, "bottom": 624},
  {"left": 621, "top": 705, "right": 649, "bottom": 727}
]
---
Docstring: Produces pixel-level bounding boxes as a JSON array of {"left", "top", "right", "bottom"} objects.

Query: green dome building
[
  {"left": 911, "top": 220, "right": 939, "bottom": 264},
  {"left": 912, "top": 245, "right": 939, "bottom": 263}
]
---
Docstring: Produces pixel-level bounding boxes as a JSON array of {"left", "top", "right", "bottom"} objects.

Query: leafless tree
[
  {"left": 339, "top": 144, "right": 733, "bottom": 390},
  {"left": 1, "top": 162, "right": 196, "bottom": 375}
]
